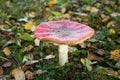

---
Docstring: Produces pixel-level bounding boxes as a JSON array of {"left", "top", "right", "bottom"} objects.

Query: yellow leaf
[
  {"left": 109, "top": 28, "right": 116, "bottom": 34},
  {"left": 86, "top": 6, "right": 98, "bottom": 13},
  {"left": 3, "top": 47, "right": 11, "bottom": 56},
  {"left": 11, "top": 67, "right": 25, "bottom": 80},
  {"left": 91, "top": 7, "right": 99, "bottom": 13},
  {"left": 48, "top": 0, "right": 57, "bottom": 5},
  {"left": 107, "top": 22, "right": 114, "bottom": 28},
  {"left": 29, "top": 12, "right": 36, "bottom": 18},
  {"left": 101, "top": 14, "right": 106, "bottom": 19},
  {"left": 109, "top": 50, "right": 120, "bottom": 60},
  {"left": 0, "top": 25, "right": 4, "bottom": 29},
  {"left": 80, "top": 58, "right": 85, "bottom": 65},
  {"left": 24, "top": 21, "right": 37, "bottom": 31}
]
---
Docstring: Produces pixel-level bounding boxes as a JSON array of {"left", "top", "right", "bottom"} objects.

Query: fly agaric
[{"left": 34, "top": 20, "right": 94, "bottom": 66}]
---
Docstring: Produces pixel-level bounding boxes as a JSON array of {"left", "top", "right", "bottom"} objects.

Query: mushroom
[{"left": 34, "top": 20, "right": 94, "bottom": 66}]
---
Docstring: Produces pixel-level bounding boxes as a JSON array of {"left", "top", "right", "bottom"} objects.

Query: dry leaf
[
  {"left": 110, "top": 12, "right": 120, "bottom": 17},
  {"left": 61, "top": 7, "right": 66, "bottom": 13},
  {"left": 109, "top": 50, "right": 120, "bottom": 60},
  {"left": 44, "top": 54, "right": 55, "bottom": 60},
  {"left": 107, "top": 21, "right": 114, "bottom": 28},
  {"left": 24, "top": 45, "right": 33, "bottom": 52},
  {"left": 80, "top": 58, "right": 85, "bottom": 65},
  {"left": 0, "top": 66, "right": 4, "bottom": 76},
  {"left": 2, "top": 61, "right": 12, "bottom": 67},
  {"left": 0, "top": 25, "right": 4, "bottom": 29},
  {"left": 11, "top": 67, "right": 25, "bottom": 80},
  {"left": 101, "top": 14, "right": 106, "bottom": 19},
  {"left": 3, "top": 47, "right": 11, "bottom": 56},
  {"left": 25, "top": 60, "right": 38, "bottom": 65},
  {"left": 24, "top": 21, "right": 37, "bottom": 31},
  {"left": 25, "top": 71, "right": 34, "bottom": 80},
  {"left": 35, "top": 70, "right": 44, "bottom": 75},
  {"left": 48, "top": 0, "right": 57, "bottom": 5},
  {"left": 3, "top": 39, "right": 14, "bottom": 47},
  {"left": 86, "top": 6, "right": 98, "bottom": 13},
  {"left": 109, "top": 28, "right": 116, "bottom": 34},
  {"left": 62, "top": 13, "right": 71, "bottom": 19},
  {"left": 34, "top": 38, "right": 40, "bottom": 46},
  {"left": 107, "top": 37, "right": 112, "bottom": 41},
  {"left": 29, "top": 12, "right": 36, "bottom": 18},
  {"left": 79, "top": 42, "right": 86, "bottom": 48},
  {"left": 97, "top": 49, "right": 105, "bottom": 55},
  {"left": 87, "top": 52, "right": 103, "bottom": 61}
]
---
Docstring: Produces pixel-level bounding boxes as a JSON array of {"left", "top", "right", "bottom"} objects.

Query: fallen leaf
[
  {"left": 24, "top": 21, "right": 37, "bottom": 31},
  {"left": 97, "top": 49, "right": 105, "bottom": 55},
  {"left": 18, "top": 17, "right": 28, "bottom": 22},
  {"left": 25, "top": 60, "right": 38, "bottom": 65},
  {"left": 0, "top": 66, "right": 4, "bottom": 76},
  {"left": 79, "top": 42, "right": 86, "bottom": 48},
  {"left": 29, "top": 12, "right": 36, "bottom": 18},
  {"left": 109, "top": 50, "right": 120, "bottom": 60},
  {"left": 3, "top": 47, "right": 11, "bottom": 56},
  {"left": 44, "top": 54, "right": 55, "bottom": 60},
  {"left": 0, "top": 25, "right": 4, "bottom": 29},
  {"left": 87, "top": 52, "right": 103, "bottom": 61},
  {"left": 24, "top": 45, "right": 33, "bottom": 52},
  {"left": 61, "top": 7, "right": 66, "bottom": 13},
  {"left": 25, "top": 71, "right": 34, "bottom": 80},
  {"left": 107, "top": 21, "right": 114, "bottom": 28},
  {"left": 109, "top": 28, "right": 116, "bottom": 34},
  {"left": 107, "top": 37, "right": 112, "bottom": 41},
  {"left": 3, "top": 39, "right": 14, "bottom": 47},
  {"left": 11, "top": 67, "right": 25, "bottom": 80},
  {"left": 86, "top": 6, "right": 99, "bottom": 13},
  {"left": 34, "top": 38, "right": 40, "bottom": 46},
  {"left": 80, "top": 58, "right": 85, "bottom": 65},
  {"left": 111, "top": 12, "right": 120, "bottom": 17},
  {"left": 35, "top": 70, "right": 45, "bottom": 75},
  {"left": 2, "top": 61, "right": 12, "bottom": 67},
  {"left": 48, "top": 0, "right": 57, "bottom": 5},
  {"left": 101, "top": 14, "right": 107, "bottom": 19}
]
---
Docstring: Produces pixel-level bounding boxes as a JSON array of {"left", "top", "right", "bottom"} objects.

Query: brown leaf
[
  {"left": 35, "top": 70, "right": 44, "bottom": 75},
  {"left": 3, "top": 47, "right": 11, "bottom": 56},
  {"left": 29, "top": 12, "right": 36, "bottom": 18},
  {"left": 0, "top": 66, "right": 4, "bottom": 76},
  {"left": 109, "top": 50, "right": 120, "bottom": 60},
  {"left": 25, "top": 71, "right": 34, "bottom": 80},
  {"left": 2, "top": 61, "right": 12, "bottom": 67},
  {"left": 87, "top": 52, "right": 104, "bottom": 61},
  {"left": 97, "top": 49, "right": 105, "bottom": 56},
  {"left": 11, "top": 67, "right": 25, "bottom": 80},
  {"left": 25, "top": 45, "right": 33, "bottom": 52}
]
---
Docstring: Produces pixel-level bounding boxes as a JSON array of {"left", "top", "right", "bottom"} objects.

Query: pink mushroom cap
[{"left": 34, "top": 20, "right": 94, "bottom": 44}]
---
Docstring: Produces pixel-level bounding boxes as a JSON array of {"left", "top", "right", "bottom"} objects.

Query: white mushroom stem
[{"left": 58, "top": 44, "right": 68, "bottom": 66}]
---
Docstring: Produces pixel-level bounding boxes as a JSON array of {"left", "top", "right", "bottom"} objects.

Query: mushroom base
[{"left": 58, "top": 45, "right": 68, "bottom": 66}]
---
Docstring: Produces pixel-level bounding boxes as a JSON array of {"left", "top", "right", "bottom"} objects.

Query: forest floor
[{"left": 0, "top": 0, "right": 120, "bottom": 80}]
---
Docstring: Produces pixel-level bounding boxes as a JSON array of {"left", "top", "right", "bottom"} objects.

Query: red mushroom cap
[{"left": 34, "top": 20, "right": 94, "bottom": 44}]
